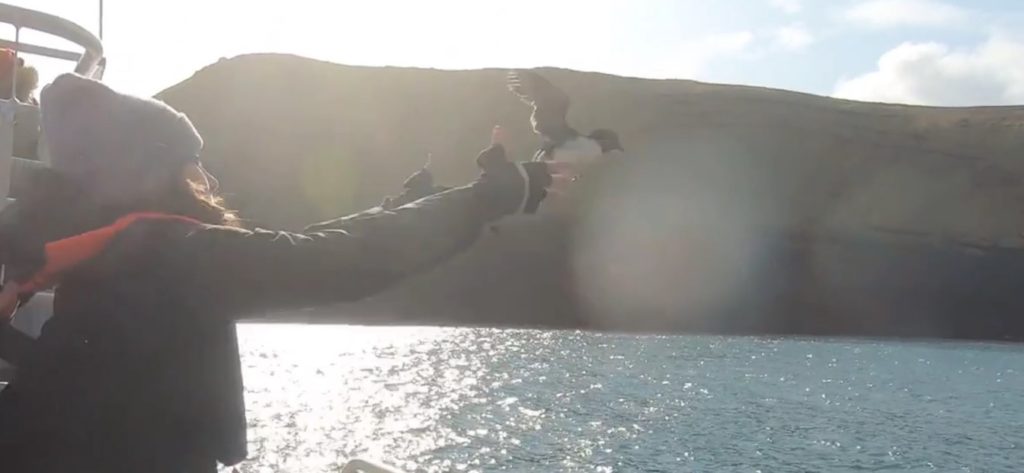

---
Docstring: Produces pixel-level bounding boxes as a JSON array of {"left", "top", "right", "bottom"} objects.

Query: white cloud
[
  {"left": 770, "top": 0, "right": 802, "bottom": 14},
  {"left": 833, "top": 36, "right": 1024, "bottom": 106},
  {"left": 773, "top": 25, "right": 815, "bottom": 51},
  {"left": 844, "top": 0, "right": 969, "bottom": 28}
]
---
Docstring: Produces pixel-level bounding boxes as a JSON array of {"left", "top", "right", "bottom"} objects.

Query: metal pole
[
  {"left": 98, "top": 0, "right": 104, "bottom": 40},
  {"left": 10, "top": 26, "right": 18, "bottom": 100}
]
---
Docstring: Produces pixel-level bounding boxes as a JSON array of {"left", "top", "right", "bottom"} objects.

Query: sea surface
[{"left": 235, "top": 325, "right": 1023, "bottom": 473}]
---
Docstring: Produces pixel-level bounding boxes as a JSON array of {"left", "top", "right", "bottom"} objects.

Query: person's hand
[
  {"left": 479, "top": 124, "right": 617, "bottom": 214},
  {"left": 487, "top": 124, "right": 600, "bottom": 195}
]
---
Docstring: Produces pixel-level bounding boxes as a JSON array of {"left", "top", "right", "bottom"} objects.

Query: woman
[{"left": 0, "top": 74, "right": 584, "bottom": 472}]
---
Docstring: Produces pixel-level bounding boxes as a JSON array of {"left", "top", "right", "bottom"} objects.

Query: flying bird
[{"left": 507, "top": 69, "right": 623, "bottom": 163}]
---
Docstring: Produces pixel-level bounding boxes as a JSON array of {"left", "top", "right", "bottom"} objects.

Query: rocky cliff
[{"left": 157, "top": 53, "right": 1024, "bottom": 340}]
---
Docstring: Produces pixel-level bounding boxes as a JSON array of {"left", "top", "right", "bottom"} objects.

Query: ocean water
[{"left": 235, "top": 325, "right": 1024, "bottom": 473}]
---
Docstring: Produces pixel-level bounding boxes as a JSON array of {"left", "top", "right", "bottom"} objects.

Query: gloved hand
[{"left": 476, "top": 126, "right": 553, "bottom": 215}]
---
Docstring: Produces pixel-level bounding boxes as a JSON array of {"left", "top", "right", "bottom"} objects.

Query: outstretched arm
[{"left": 179, "top": 154, "right": 554, "bottom": 316}]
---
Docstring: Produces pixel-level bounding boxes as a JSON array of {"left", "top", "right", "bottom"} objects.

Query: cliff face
[{"left": 158, "top": 54, "right": 1024, "bottom": 340}]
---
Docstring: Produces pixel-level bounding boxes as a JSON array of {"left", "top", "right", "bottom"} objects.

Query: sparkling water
[{"left": 235, "top": 325, "right": 1024, "bottom": 472}]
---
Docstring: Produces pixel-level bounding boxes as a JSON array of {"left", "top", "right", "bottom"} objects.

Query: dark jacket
[{"left": 0, "top": 151, "right": 549, "bottom": 472}]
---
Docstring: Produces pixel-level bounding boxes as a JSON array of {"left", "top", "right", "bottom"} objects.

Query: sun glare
[{"left": 11, "top": 0, "right": 622, "bottom": 96}]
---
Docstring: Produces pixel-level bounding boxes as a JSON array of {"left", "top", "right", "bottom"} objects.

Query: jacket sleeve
[{"left": 177, "top": 160, "right": 551, "bottom": 316}]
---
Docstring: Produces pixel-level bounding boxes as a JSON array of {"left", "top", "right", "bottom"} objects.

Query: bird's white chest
[{"left": 548, "top": 136, "right": 603, "bottom": 165}]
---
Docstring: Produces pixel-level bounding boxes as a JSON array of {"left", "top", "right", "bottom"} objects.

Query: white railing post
[{"left": 340, "top": 458, "right": 405, "bottom": 473}]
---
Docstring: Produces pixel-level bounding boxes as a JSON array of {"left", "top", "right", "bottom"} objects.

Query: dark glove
[
  {"left": 382, "top": 157, "right": 452, "bottom": 210},
  {"left": 475, "top": 143, "right": 551, "bottom": 215}
]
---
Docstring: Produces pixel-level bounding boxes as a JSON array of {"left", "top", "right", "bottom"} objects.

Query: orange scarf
[{"left": 1, "top": 212, "right": 201, "bottom": 321}]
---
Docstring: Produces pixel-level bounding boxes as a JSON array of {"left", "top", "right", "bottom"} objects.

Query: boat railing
[
  {"left": 0, "top": 2, "right": 104, "bottom": 77},
  {"left": 0, "top": 1, "right": 105, "bottom": 188}
]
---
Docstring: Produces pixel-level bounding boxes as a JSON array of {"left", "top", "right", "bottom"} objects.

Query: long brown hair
[
  {"left": 39, "top": 169, "right": 240, "bottom": 238},
  {"left": 0, "top": 167, "right": 239, "bottom": 275},
  {"left": 119, "top": 175, "right": 240, "bottom": 227}
]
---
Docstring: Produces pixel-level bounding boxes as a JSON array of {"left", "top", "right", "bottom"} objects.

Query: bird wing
[{"left": 507, "top": 69, "right": 577, "bottom": 143}]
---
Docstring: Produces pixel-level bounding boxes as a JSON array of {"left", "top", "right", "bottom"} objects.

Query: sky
[{"left": 9, "top": 0, "right": 1024, "bottom": 106}]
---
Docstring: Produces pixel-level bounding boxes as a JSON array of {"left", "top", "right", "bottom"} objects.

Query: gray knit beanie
[{"left": 39, "top": 73, "right": 204, "bottom": 203}]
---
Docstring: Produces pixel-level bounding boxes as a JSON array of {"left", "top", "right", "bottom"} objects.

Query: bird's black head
[{"left": 588, "top": 129, "right": 623, "bottom": 153}]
